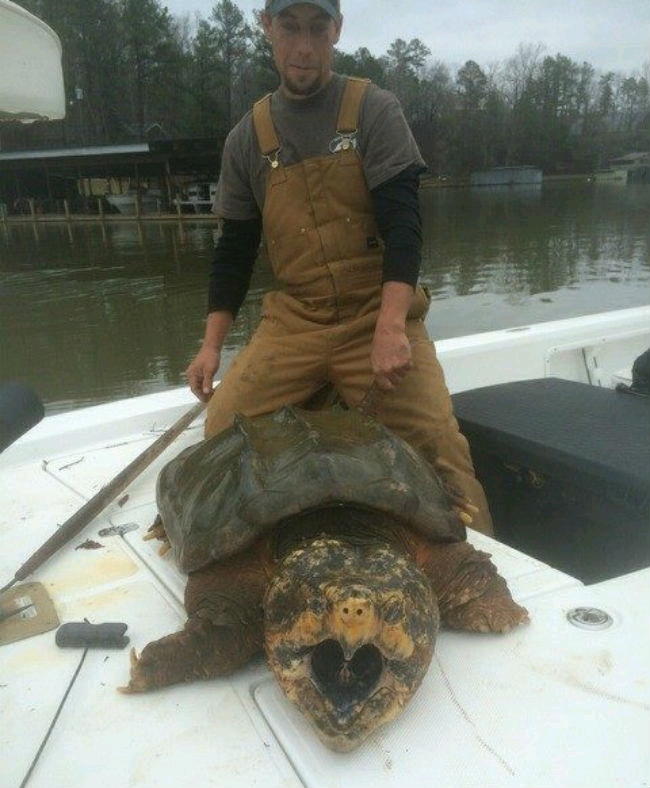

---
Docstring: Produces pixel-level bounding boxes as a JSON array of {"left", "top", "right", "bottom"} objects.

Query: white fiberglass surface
[{"left": 254, "top": 567, "right": 649, "bottom": 788}]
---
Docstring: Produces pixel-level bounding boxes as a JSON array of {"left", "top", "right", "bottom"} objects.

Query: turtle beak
[{"left": 310, "top": 639, "right": 384, "bottom": 723}]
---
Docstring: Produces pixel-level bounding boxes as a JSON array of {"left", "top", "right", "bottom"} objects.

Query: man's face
[{"left": 262, "top": 4, "right": 342, "bottom": 99}]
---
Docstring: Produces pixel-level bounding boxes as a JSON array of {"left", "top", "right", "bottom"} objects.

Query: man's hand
[
  {"left": 371, "top": 324, "right": 412, "bottom": 391},
  {"left": 185, "top": 311, "right": 233, "bottom": 402},
  {"left": 371, "top": 281, "right": 415, "bottom": 391},
  {"left": 185, "top": 344, "right": 221, "bottom": 402}
]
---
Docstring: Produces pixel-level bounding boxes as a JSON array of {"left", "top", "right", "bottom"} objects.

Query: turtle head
[{"left": 264, "top": 537, "right": 439, "bottom": 752}]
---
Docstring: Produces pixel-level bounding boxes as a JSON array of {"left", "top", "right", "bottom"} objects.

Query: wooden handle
[{"left": 12, "top": 400, "right": 205, "bottom": 583}]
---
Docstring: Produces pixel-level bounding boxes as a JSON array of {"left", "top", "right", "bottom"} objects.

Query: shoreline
[{"left": 1, "top": 175, "right": 600, "bottom": 223}]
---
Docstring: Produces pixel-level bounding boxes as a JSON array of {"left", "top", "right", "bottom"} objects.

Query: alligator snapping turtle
[{"left": 120, "top": 406, "right": 528, "bottom": 751}]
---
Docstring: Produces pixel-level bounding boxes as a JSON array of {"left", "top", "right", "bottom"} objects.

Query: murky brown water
[{"left": 1, "top": 181, "right": 648, "bottom": 414}]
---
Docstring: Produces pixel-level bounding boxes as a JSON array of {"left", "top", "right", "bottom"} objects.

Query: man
[{"left": 185, "top": 0, "right": 493, "bottom": 534}]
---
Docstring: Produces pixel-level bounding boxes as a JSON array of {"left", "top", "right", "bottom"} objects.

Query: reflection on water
[
  {"left": 1, "top": 182, "right": 648, "bottom": 413},
  {"left": 418, "top": 181, "right": 649, "bottom": 335}
]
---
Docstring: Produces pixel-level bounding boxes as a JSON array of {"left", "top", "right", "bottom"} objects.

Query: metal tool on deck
[{"left": 0, "top": 582, "right": 59, "bottom": 646}]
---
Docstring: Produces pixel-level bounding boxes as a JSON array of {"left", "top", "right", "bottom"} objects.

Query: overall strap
[
  {"left": 252, "top": 93, "right": 280, "bottom": 157},
  {"left": 336, "top": 77, "right": 371, "bottom": 134}
]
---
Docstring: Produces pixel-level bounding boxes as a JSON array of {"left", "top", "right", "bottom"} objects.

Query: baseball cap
[{"left": 265, "top": 0, "right": 341, "bottom": 19}]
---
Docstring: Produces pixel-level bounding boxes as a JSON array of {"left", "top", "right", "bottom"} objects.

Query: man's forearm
[
  {"left": 376, "top": 281, "right": 415, "bottom": 331},
  {"left": 202, "top": 310, "right": 234, "bottom": 352},
  {"left": 207, "top": 217, "right": 262, "bottom": 316}
]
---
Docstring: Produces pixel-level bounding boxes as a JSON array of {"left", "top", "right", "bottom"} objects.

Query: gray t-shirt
[{"left": 213, "top": 73, "right": 426, "bottom": 221}]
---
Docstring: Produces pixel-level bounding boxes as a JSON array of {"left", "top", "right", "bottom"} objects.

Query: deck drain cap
[{"left": 566, "top": 607, "right": 613, "bottom": 630}]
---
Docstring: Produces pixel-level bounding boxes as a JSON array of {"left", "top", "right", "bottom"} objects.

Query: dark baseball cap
[{"left": 265, "top": 0, "right": 341, "bottom": 19}]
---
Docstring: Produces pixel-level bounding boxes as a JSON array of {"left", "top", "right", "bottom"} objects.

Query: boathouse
[
  {"left": 608, "top": 152, "right": 650, "bottom": 184},
  {"left": 0, "top": 138, "right": 220, "bottom": 215},
  {"left": 471, "top": 166, "right": 543, "bottom": 187}
]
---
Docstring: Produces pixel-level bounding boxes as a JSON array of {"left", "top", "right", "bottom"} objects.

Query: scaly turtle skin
[{"left": 120, "top": 407, "right": 528, "bottom": 752}]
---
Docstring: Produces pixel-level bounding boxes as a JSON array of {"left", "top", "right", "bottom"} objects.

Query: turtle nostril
[{"left": 333, "top": 595, "right": 373, "bottom": 626}]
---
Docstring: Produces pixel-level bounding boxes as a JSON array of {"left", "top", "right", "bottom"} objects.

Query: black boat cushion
[{"left": 452, "top": 377, "right": 649, "bottom": 500}]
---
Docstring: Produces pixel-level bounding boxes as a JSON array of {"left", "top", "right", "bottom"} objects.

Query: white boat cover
[{"left": 0, "top": 0, "right": 65, "bottom": 122}]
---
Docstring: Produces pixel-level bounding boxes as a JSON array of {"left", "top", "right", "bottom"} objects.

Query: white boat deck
[{"left": 1, "top": 309, "right": 649, "bottom": 787}]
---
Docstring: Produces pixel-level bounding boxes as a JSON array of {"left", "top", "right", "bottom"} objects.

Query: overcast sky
[{"left": 162, "top": 0, "right": 649, "bottom": 74}]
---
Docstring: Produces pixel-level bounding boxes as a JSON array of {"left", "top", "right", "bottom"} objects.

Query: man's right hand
[
  {"left": 185, "top": 344, "right": 221, "bottom": 402},
  {"left": 186, "top": 311, "right": 234, "bottom": 401}
]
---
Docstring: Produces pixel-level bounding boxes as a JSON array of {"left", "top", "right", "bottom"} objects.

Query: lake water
[{"left": 1, "top": 181, "right": 648, "bottom": 414}]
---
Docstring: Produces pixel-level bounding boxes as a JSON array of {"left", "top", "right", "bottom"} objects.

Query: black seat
[{"left": 452, "top": 377, "right": 649, "bottom": 583}]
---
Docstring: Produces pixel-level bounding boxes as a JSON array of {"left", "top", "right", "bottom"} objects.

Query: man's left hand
[
  {"left": 371, "top": 323, "right": 412, "bottom": 391},
  {"left": 371, "top": 281, "right": 415, "bottom": 391}
]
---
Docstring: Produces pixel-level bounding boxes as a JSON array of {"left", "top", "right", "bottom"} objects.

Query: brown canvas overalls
[{"left": 205, "top": 77, "right": 493, "bottom": 535}]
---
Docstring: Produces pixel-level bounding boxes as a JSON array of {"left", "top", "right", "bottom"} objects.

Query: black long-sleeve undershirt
[
  {"left": 371, "top": 163, "right": 424, "bottom": 288},
  {"left": 207, "top": 217, "right": 262, "bottom": 315},
  {"left": 207, "top": 164, "right": 424, "bottom": 317}
]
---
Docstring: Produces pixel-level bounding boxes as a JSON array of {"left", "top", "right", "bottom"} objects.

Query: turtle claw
[
  {"left": 143, "top": 514, "right": 172, "bottom": 555},
  {"left": 445, "top": 484, "right": 479, "bottom": 526},
  {"left": 495, "top": 608, "right": 530, "bottom": 633},
  {"left": 456, "top": 509, "right": 474, "bottom": 525},
  {"left": 478, "top": 606, "right": 529, "bottom": 634},
  {"left": 117, "top": 648, "right": 143, "bottom": 694},
  {"left": 144, "top": 514, "right": 169, "bottom": 541},
  {"left": 117, "top": 641, "right": 177, "bottom": 693},
  {"left": 446, "top": 595, "right": 529, "bottom": 634}
]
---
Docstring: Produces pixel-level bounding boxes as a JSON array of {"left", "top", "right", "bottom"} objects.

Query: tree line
[{"left": 10, "top": 0, "right": 650, "bottom": 176}]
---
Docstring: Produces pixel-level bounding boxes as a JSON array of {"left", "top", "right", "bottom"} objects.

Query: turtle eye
[
  {"left": 382, "top": 596, "right": 405, "bottom": 625},
  {"left": 308, "top": 596, "right": 327, "bottom": 615}
]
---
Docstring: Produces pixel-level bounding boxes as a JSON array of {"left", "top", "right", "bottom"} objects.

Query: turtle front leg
[
  {"left": 119, "top": 615, "right": 263, "bottom": 693},
  {"left": 120, "top": 542, "right": 271, "bottom": 693},
  {"left": 419, "top": 541, "right": 529, "bottom": 634}
]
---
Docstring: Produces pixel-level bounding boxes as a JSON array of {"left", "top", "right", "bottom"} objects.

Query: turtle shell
[{"left": 156, "top": 406, "right": 465, "bottom": 573}]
